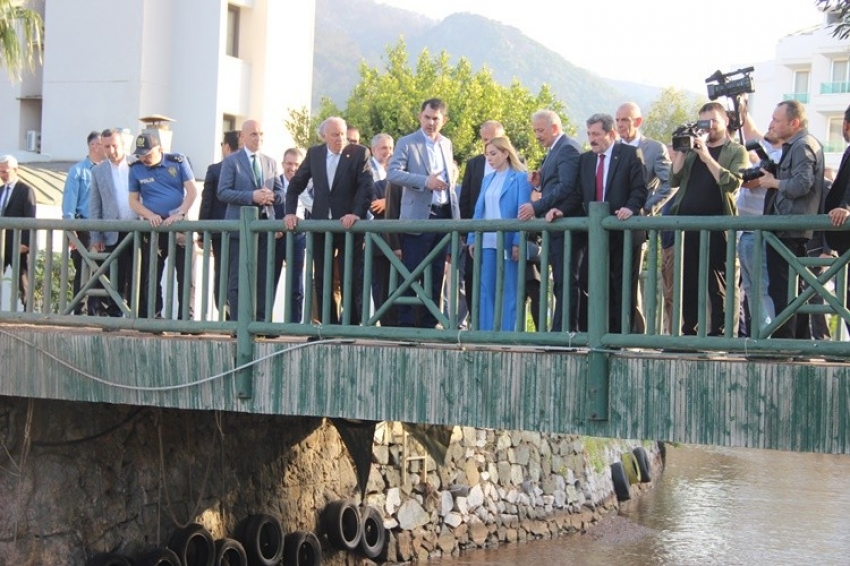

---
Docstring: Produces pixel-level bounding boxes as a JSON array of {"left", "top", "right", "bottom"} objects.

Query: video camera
[
  {"left": 705, "top": 67, "right": 755, "bottom": 101},
  {"left": 671, "top": 120, "right": 712, "bottom": 153},
  {"left": 739, "top": 140, "right": 777, "bottom": 182}
]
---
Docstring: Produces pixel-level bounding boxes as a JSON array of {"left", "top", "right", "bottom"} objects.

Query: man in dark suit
[
  {"left": 825, "top": 104, "right": 850, "bottom": 251},
  {"left": 0, "top": 155, "right": 37, "bottom": 308},
  {"left": 217, "top": 119, "right": 284, "bottom": 322},
  {"left": 518, "top": 109, "right": 582, "bottom": 331},
  {"left": 459, "top": 120, "right": 504, "bottom": 321},
  {"left": 200, "top": 129, "right": 239, "bottom": 319},
  {"left": 284, "top": 116, "right": 374, "bottom": 325},
  {"left": 547, "top": 113, "right": 647, "bottom": 333}
]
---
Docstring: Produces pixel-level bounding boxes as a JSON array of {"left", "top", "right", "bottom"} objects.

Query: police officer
[{"left": 128, "top": 133, "right": 198, "bottom": 320}]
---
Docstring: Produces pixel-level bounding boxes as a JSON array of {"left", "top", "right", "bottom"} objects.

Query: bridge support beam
[
  {"left": 586, "top": 203, "right": 610, "bottom": 420},
  {"left": 236, "top": 207, "right": 258, "bottom": 399}
]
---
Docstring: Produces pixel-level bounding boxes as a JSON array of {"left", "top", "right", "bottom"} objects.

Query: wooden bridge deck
[{"left": 2, "top": 325, "right": 848, "bottom": 455}]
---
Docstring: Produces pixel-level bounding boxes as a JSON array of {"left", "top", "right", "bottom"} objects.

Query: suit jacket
[
  {"left": 386, "top": 129, "right": 460, "bottom": 221},
  {"left": 459, "top": 154, "right": 486, "bottom": 220},
  {"left": 825, "top": 145, "right": 850, "bottom": 253},
  {"left": 1, "top": 179, "right": 35, "bottom": 258},
  {"left": 578, "top": 143, "right": 647, "bottom": 243},
  {"left": 89, "top": 160, "right": 128, "bottom": 247},
  {"left": 285, "top": 143, "right": 373, "bottom": 220},
  {"left": 200, "top": 161, "right": 229, "bottom": 238},
  {"left": 638, "top": 136, "right": 673, "bottom": 214},
  {"left": 532, "top": 134, "right": 582, "bottom": 217},
  {"left": 467, "top": 169, "right": 533, "bottom": 249},
  {"left": 218, "top": 149, "right": 284, "bottom": 220}
]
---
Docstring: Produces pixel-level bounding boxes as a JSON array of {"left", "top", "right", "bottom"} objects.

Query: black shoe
[{"left": 306, "top": 336, "right": 321, "bottom": 343}]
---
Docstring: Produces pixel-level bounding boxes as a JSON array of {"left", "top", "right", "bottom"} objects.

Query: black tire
[
  {"left": 214, "top": 538, "right": 248, "bottom": 566},
  {"left": 283, "top": 530, "right": 322, "bottom": 566},
  {"left": 610, "top": 461, "right": 631, "bottom": 502},
  {"left": 167, "top": 523, "right": 215, "bottom": 566},
  {"left": 86, "top": 553, "right": 132, "bottom": 566},
  {"left": 321, "top": 500, "right": 362, "bottom": 552},
  {"left": 633, "top": 446, "right": 652, "bottom": 483},
  {"left": 137, "top": 548, "right": 182, "bottom": 566},
  {"left": 358, "top": 506, "right": 386, "bottom": 559},
  {"left": 235, "top": 513, "right": 285, "bottom": 566}
]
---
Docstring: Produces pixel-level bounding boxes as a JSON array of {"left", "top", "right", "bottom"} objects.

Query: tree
[
  {"left": 816, "top": 0, "right": 850, "bottom": 39},
  {"left": 642, "top": 87, "right": 707, "bottom": 145},
  {"left": 288, "top": 39, "right": 572, "bottom": 171},
  {"left": 0, "top": 0, "right": 43, "bottom": 81}
]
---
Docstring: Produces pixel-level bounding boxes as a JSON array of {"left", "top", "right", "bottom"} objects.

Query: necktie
[
  {"left": 0, "top": 185, "right": 10, "bottom": 215},
  {"left": 595, "top": 154, "right": 606, "bottom": 201},
  {"left": 252, "top": 154, "right": 262, "bottom": 188},
  {"left": 327, "top": 152, "right": 340, "bottom": 190}
]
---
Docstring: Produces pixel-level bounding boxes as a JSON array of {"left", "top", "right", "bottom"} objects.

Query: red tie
[{"left": 595, "top": 154, "right": 606, "bottom": 201}]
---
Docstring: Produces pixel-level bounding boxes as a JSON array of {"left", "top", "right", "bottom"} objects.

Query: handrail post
[
  {"left": 586, "top": 202, "right": 609, "bottom": 421},
  {"left": 236, "top": 206, "right": 258, "bottom": 400}
]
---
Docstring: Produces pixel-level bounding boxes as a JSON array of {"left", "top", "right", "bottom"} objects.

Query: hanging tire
[
  {"left": 610, "top": 462, "right": 631, "bottom": 502},
  {"left": 86, "top": 553, "right": 132, "bottom": 566},
  {"left": 358, "top": 506, "right": 386, "bottom": 559},
  {"left": 633, "top": 446, "right": 652, "bottom": 483},
  {"left": 214, "top": 538, "right": 247, "bottom": 566},
  {"left": 235, "top": 513, "right": 285, "bottom": 566},
  {"left": 621, "top": 452, "right": 641, "bottom": 484},
  {"left": 137, "top": 548, "right": 183, "bottom": 566},
  {"left": 321, "top": 500, "right": 362, "bottom": 552},
  {"left": 283, "top": 530, "right": 322, "bottom": 566},
  {"left": 167, "top": 523, "right": 215, "bottom": 566}
]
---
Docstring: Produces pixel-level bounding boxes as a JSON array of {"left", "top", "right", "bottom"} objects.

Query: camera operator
[
  {"left": 669, "top": 102, "right": 748, "bottom": 336},
  {"left": 757, "top": 100, "right": 824, "bottom": 340}
]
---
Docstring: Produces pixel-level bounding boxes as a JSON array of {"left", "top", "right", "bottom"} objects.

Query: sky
[{"left": 376, "top": 0, "right": 827, "bottom": 95}]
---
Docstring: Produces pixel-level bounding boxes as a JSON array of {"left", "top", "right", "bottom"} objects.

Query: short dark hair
[
  {"left": 699, "top": 102, "right": 726, "bottom": 115},
  {"left": 222, "top": 130, "right": 239, "bottom": 152},
  {"left": 86, "top": 130, "right": 101, "bottom": 145},
  {"left": 101, "top": 127, "right": 123, "bottom": 138},
  {"left": 586, "top": 113, "right": 615, "bottom": 133},
  {"left": 421, "top": 98, "right": 447, "bottom": 114},
  {"left": 778, "top": 99, "right": 808, "bottom": 129}
]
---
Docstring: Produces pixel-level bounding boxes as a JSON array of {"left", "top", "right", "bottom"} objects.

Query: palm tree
[{"left": 0, "top": 0, "right": 43, "bottom": 81}]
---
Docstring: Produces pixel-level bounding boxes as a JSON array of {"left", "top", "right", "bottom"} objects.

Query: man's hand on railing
[
  {"left": 340, "top": 214, "right": 358, "bottom": 229},
  {"left": 518, "top": 203, "right": 536, "bottom": 221},
  {"left": 829, "top": 207, "right": 850, "bottom": 227},
  {"left": 544, "top": 208, "right": 563, "bottom": 222},
  {"left": 146, "top": 214, "right": 164, "bottom": 228},
  {"left": 19, "top": 245, "right": 28, "bottom": 254},
  {"left": 615, "top": 208, "right": 633, "bottom": 221},
  {"left": 162, "top": 211, "right": 185, "bottom": 226},
  {"left": 284, "top": 214, "right": 298, "bottom": 231}
]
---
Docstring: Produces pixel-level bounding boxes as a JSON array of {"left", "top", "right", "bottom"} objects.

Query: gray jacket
[{"left": 766, "top": 128, "right": 824, "bottom": 239}]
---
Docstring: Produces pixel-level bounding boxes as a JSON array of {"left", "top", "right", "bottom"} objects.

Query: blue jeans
[{"left": 738, "top": 232, "right": 774, "bottom": 331}]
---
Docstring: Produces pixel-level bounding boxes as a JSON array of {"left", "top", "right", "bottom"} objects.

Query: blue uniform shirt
[
  {"left": 128, "top": 153, "right": 194, "bottom": 217},
  {"left": 62, "top": 156, "right": 96, "bottom": 219}
]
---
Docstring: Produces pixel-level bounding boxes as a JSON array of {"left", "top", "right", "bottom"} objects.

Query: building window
[
  {"left": 827, "top": 117, "right": 845, "bottom": 153},
  {"left": 226, "top": 5, "right": 240, "bottom": 57},
  {"left": 821, "top": 59, "right": 850, "bottom": 94},
  {"left": 784, "top": 69, "right": 810, "bottom": 103},
  {"left": 223, "top": 114, "right": 237, "bottom": 133}
]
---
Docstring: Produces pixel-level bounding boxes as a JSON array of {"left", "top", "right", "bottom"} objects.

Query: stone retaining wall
[{"left": 0, "top": 397, "right": 660, "bottom": 565}]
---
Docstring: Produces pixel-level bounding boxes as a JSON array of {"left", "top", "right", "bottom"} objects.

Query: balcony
[
  {"left": 782, "top": 92, "right": 810, "bottom": 103},
  {"left": 824, "top": 142, "right": 847, "bottom": 153},
  {"left": 820, "top": 81, "right": 850, "bottom": 95}
]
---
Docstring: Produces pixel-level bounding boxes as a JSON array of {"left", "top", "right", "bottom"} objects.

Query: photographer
[
  {"left": 669, "top": 102, "right": 748, "bottom": 336},
  {"left": 758, "top": 100, "right": 824, "bottom": 340}
]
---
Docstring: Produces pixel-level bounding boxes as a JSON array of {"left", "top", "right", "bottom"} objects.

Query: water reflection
[{"left": 437, "top": 445, "right": 850, "bottom": 565}]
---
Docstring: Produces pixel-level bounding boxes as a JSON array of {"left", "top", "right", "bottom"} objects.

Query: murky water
[{"left": 436, "top": 444, "right": 850, "bottom": 565}]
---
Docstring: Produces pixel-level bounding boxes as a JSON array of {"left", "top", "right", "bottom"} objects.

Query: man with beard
[{"left": 669, "top": 102, "right": 747, "bottom": 336}]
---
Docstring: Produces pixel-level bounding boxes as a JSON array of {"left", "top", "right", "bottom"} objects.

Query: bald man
[{"left": 615, "top": 102, "right": 673, "bottom": 215}]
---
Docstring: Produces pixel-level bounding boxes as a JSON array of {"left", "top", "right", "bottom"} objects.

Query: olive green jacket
[{"left": 669, "top": 138, "right": 747, "bottom": 216}]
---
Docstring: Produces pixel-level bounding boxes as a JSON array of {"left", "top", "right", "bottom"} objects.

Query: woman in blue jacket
[{"left": 467, "top": 136, "right": 533, "bottom": 331}]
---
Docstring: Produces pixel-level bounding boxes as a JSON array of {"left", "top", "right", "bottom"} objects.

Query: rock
[
  {"left": 553, "top": 490, "right": 566, "bottom": 508},
  {"left": 480, "top": 470, "right": 490, "bottom": 482},
  {"left": 497, "top": 462, "right": 512, "bottom": 486},
  {"left": 467, "top": 484, "right": 484, "bottom": 509},
  {"left": 454, "top": 496, "right": 468, "bottom": 515},
  {"left": 439, "top": 490, "right": 454, "bottom": 516},
  {"left": 514, "top": 444, "right": 530, "bottom": 466},
  {"left": 510, "top": 464, "right": 524, "bottom": 485},
  {"left": 506, "top": 528, "right": 518, "bottom": 542},
  {"left": 462, "top": 427, "right": 477, "bottom": 446},
  {"left": 438, "top": 530, "right": 456, "bottom": 553},
  {"left": 373, "top": 445, "right": 389, "bottom": 465},
  {"left": 465, "top": 460, "right": 480, "bottom": 486},
  {"left": 384, "top": 518, "right": 399, "bottom": 530},
  {"left": 496, "top": 432, "right": 512, "bottom": 450},
  {"left": 366, "top": 465, "right": 386, "bottom": 494},
  {"left": 468, "top": 518, "right": 489, "bottom": 545},
  {"left": 386, "top": 487, "right": 401, "bottom": 515},
  {"left": 520, "top": 431, "right": 541, "bottom": 445},
  {"left": 487, "top": 462, "right": 500, "bottom": 484},
  {"left": 505, "top": 488, "right": 518, "bottom": 504},
  {"left": 444, "top": 512, "right": 463, "bottom": 528},
  {"left": 397, "top": 499, "right": 430, "bottom": 530},
  {"left": 397, "top": 531, "right": 414, "bottom": 561}
]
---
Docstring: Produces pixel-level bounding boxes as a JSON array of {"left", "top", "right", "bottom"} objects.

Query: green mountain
[{"left": 313, "top": 0, "right": 661, "bottom": 128}]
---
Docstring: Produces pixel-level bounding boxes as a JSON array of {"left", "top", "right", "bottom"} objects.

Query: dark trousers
[
  {"left": 3, "top": 254, "right": 28, "bottom": 308},
  {"left": 207, "top": 236, "right": 229, "bottom": 319},
  {"left": 371, "top": 253, "right": 398, "bottom": 327},
  {"left": 228, "top": 232, "right": 274, "bottom": 321},
  {"left": 273, "top": 232, "right": 306, "bottom": 323},
  {"left": 398, "top": 205, "right": 451, "bottom": 328},
  {"left": 70, "top": 231, "right": 91, "bottom": 314},
  {"left": 578, "top": 239, "right": 641, "bottom": 333},
  {"left": 767, "top": 237, "right": 809, "bottom": 339},
  {"left": 312, "top": 232, "right": 363, "bottom": 325},
  {"left": 549, "top": 233, "right": 583, "bottom": 332},
  {"left": 93, "top": 232, "right": 134, "bottom": 317},
  {"left": 681, "top": 230, "right": 727, "bottom": 335},
  {"left": 140, "top": 233, "right": 192, "bottom": 320}
]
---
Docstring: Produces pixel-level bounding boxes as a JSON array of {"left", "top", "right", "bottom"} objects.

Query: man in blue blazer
[
  {"left": 217, "top": 119, "right": 284, "bottom": 322},
  {"left": 548, "top": 113, "right": 647, "bottom": 333},
  {"left": 284, "top": 117, "right": 374, "bottom": 325},
  {"left": 387, "top": 98, "right": 460, "bottom": 328},
  {"left": 519, "top": 109, "right": 582, "bottom": 331}
]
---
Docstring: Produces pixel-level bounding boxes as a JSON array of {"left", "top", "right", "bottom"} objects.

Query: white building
[
  {"left": 0, "top": 0, "right": 316, "bottom": 173},
  {"left": 749, "top": 10, "right": 850, "bottom": 170}
]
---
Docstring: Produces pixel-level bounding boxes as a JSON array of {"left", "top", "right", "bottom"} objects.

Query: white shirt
[
  {"left": 110, "top": 158, "right": 135, "bottom": 220},
  {"left": 482, "top": 170, "right": 507, "bottom": 249},
  {"left": 596, "top": 144, "right": 614, "bottom": 199}
]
